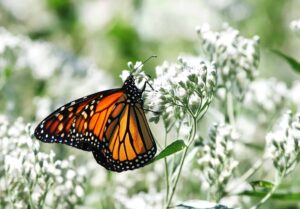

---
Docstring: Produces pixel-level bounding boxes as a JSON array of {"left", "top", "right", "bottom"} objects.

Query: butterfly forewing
[{"left": 34, "top": 89, "right": 123, "bottom": 151}]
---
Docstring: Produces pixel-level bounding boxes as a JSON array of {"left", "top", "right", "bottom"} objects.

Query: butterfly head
[{"left": 123, "top": 75, "right": 143, "bottom": 104}]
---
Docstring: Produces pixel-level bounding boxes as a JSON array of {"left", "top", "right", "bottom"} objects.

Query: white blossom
[
  {"left": 143, "top": 56, "right": 217, "bottom": 130},
  {"left": 0, "top": 27, "right": 113, "bottom": 120},
  {"left": 290, "top": 20, "right": 300, "bottom": 36},
  {"left": 198, "top": 123, "right": 239, "bottom": 200},
  {"left": 116, "top": 190, "right": 164, "bottom": 209},
  {"left": 0, "top": 115, "right": 86, "bottom": 208},
  {"left": 265, "top": 111, "right": 300, "bottom": 176},
  {"left": 0, "top": 0, "right": 53, "bottom": 29},
  {"left": 75, "top": 185, "right": 84, "bottom": 198},
  {"left": 79, "top": 1, "right": 114, "bottom": 31},
  {"left": 243, "top": 78, "right": 288, "bottom": 122},
  {"left": 196, "top": 23, "right": 260, "bottom": 100},
  {"left": 289, "top": 81, "right": 300, "bottom": 107}
]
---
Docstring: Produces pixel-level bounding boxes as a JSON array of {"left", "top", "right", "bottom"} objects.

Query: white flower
[
  {"left": 75, "top": 185, "right": 84, "bottom": 198},
  {"left": 120, "top": 69, "right": 131, "bottom": 82},
  {"left": 198, "top": 123, "right": 239, "bottom": 199},
  {"left": 289, "top": 81, "right": 300, "bottom": 107},
  {"left": 144, "top": 56, "right": 217, "bottom": 130},
  {"left": 0, "top": 115, "right": 86, "bottom": 208},
  {"left": 79, "top": 0, "right": 114, "bottom": 31},
  {"left": 120, "top": 61, "right": 148, "bottom": 90},
  {"left": 197, "top": 23, "right": 260, "bottom": 99},
  {"left": 0, "top": 0, "right": 53, "bottom": 27},
  {"left": 265, "top": 111, "right": 300, "bottom": 176},
  {"left": 32, "top": 192, "right": 41, "bottom": 203},
  {"left": 65, "top": 180, "right": 73, "bottom": 190},
  {"left": 14, "top": 201, "right": 25, "bottom": 209},
  {"left": 4, "top": 155, "right": 22, "bottom": 173},
  {"left": 0, "top": 27, "right": 113, "bottom": 119},
  {"left": 66, "top": 170, "right": 76, "bottom": 180},
  {"left": 24, "top": 43, "right": 61, "bottom": 79},
  {"left": 243, "top": 78, "right": 288, "bottom": 122},
  {"left": 0, "top": 28, "right": 21, "bottom": 53},
  {"left": 116, "top": 190, "right": 164, "bottom": 209},
  {"left": 61, "top": 160, "right": 70, "bottom": 169},
  {"left": 290, "top": 20, "right": 300, "bottom": 36}
]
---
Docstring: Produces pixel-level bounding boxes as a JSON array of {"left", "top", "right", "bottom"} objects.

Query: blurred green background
[
  {"left": 1, "top": 0, "right": 299, "bottom": 126},
  {"left": 1, "top": 0, "right": 299, "bottom": 89},
  {"left": 1, "top": 1, "right": 300, "bottom": 208}
]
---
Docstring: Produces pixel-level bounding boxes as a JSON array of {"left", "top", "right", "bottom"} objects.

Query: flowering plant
[
  {"left": 1, "top": 5, "right": 300, "bottom": 208},
  {"left": 0, "top": 116, "right": 85, "bottom": 209}
]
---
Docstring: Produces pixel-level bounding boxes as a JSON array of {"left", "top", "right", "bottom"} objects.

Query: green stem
[
  {"left": 227, "top": 159, "right": 264, "bottom": 193},
  {"left": 164, "top": 133, "right": 170, "bottom": 204},
  {"left": 166, "top": 146, "right": 188, "bottom": 208},
  {"left": 28, "top": 183, "right": 36, "bottom": 209},
  {"left": 239, "top": 159, "right": 264, "bottom": 182},
  {"left": 226, "top": 91, "right": 235, "bottom": 127},
  {"left": 250, "top": 171, "right": 284, "bottom": 209},
  {"left": 250, "top": 184, "right": 279, "bottom": 209},
  {"left": 40, "top": 180, "right": 52, "bottom": 209},
  {"left": 3, "top": 170, "right": 15, "bottom": 209},
  {"left": 166, "top": 116, "right": 197, "bottom": 208}
]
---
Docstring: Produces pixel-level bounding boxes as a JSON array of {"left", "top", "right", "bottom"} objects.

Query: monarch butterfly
[{"left": 34, "top": 63, "right": 157, "bottom": 172}]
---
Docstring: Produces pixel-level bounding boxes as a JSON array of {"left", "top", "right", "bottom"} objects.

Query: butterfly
[{"left": 34, "top": 72, "right": 157, "bottom": 172}]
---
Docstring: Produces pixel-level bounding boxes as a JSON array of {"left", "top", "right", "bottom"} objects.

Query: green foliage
[
  {"left": 272, "top": 50, "right": 300, "bottom": 73},
  {"left": 47, "top": 0, "right": 77, "bottom": 28},
  {"left": 1, "top": 1, "right": 300, "bottom": 209},
  {"left": 150, "top": 140, "right": 186, "bottom": 162},
  {"left": 250, "top": 180, "right": 274, "bottom": 191}
]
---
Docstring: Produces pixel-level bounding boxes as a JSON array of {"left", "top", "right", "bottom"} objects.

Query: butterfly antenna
[{"left": 132, "top": 55, "right": 157, "bottom": 73}]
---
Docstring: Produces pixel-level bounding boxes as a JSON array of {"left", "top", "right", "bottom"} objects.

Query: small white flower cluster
[
  {"left": 0, "top": 27, "right": 61, "bottom": 80},
  {"left": 0, "top": 27, "right": 113, "bottom": 120},
  {"left": 115, "top": 190, "right": 164, "bottom": 209},
  {"left": 0, "top": 116, "right": 85, "bottom": 209},
  {"left": 243, "top": 78, "right": 288, "bottom": 121},
  {"left": 145, "top": 57, "right": 217, "bottom": 130},
  {"left": 196, "top": 24, "right": 260, "bottom": 100},
  {"left": 265, "top": 111, "right": 300, "bottom": 176},
  {"left": 289, "top": 81, "right": 300, "bottom": 107},
  {"left": 290, "top": 20, "right": 300, "bottom": 36},
  {"left": 198, "top": 123, "right": 239, "bottom": 199},
  {"left": 0, "top": 0, "right": 53, "bottom": 29},
  {"left": 120, "top": 61, "right": 148, "bottom": 89}
]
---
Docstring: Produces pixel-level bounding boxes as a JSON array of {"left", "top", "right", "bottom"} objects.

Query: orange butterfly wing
[
  {"left": 34, "top": 89, "right": 125, "bottom": 151},
  {"left": 92, "top": 102, "right": 156, "bottom": 172}
]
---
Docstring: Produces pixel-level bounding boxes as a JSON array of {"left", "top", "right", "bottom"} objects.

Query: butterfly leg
[{"left": 142, "top": 79, "right": 155, "bottom": 92}]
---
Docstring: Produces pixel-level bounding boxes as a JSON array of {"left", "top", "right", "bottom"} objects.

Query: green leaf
[
  {"left": 241, "top": 142, "right": 264, "bottom": 152},
  {"left": 272, "top": 49, "right": 300, "bottom": 73},
  {"left": 150, "top": 140, "right": 186, "bottom": 163},
  {"left": 239, "top": 191, "right": 300, "bottom": 200},
  {"left": 250, "top": 180, "right": 274, "bottom": 191}
]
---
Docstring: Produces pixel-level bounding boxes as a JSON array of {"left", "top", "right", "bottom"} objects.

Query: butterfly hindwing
[{"left": 92, "top": 102, "right": 157, "bottom": 172}]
